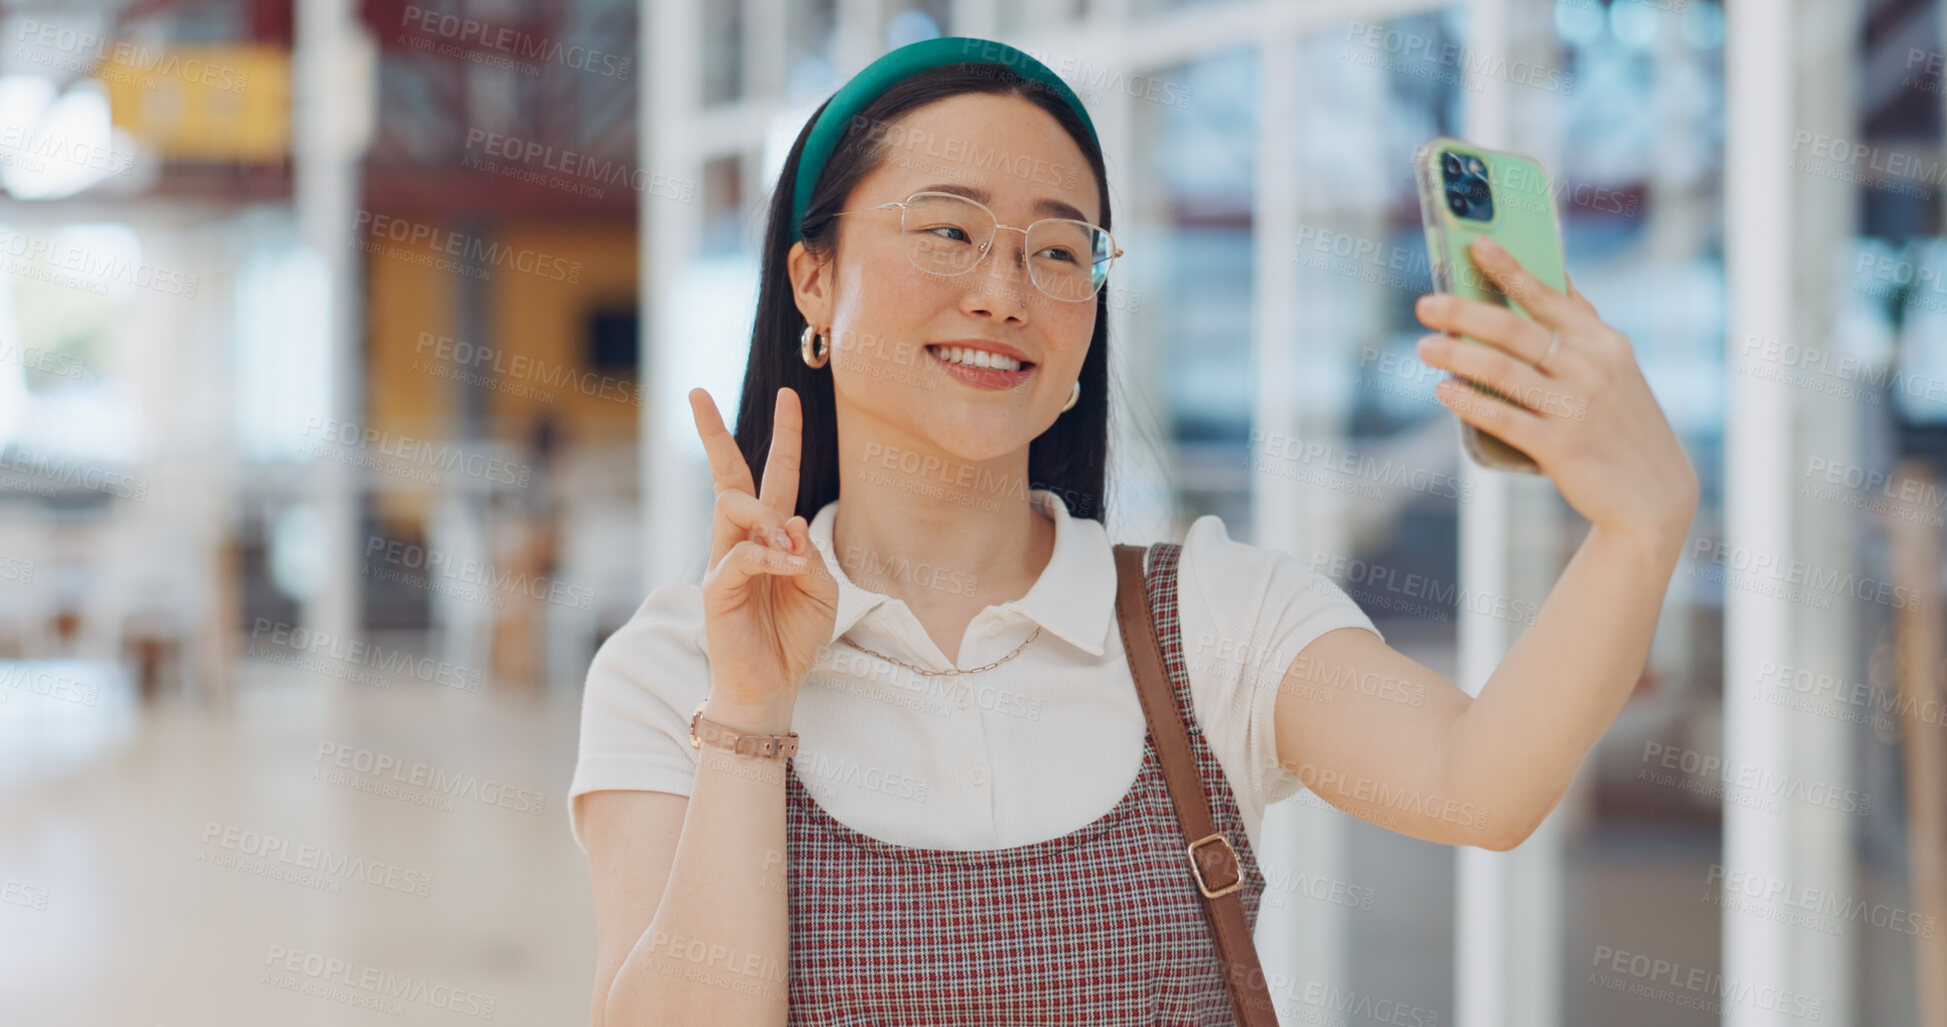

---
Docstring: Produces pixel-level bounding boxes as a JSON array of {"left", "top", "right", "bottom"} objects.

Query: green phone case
[{"left": 1413, "top": 138, "right": 1568, "bottom": 474}]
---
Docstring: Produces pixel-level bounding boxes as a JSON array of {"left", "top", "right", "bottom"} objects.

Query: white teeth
[{"left": 932, "top": 345, "right": 1022, "bottom": 371}]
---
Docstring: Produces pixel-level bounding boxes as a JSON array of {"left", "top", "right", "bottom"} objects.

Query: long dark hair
[{"left": 732, "top": 63, "right": 1113, "bottom": 524}]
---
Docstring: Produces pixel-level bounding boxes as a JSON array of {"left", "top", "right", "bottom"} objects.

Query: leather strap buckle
[{"left": 1187, "top": 831, "right": 1243, "bottom": 898}]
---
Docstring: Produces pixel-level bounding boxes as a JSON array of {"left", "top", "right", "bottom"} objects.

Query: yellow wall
[
  {"left": 489, "top": 225, "right": 640, "bottom": 444},
  {"left": 360, "top": 221, "right": 638, "bottom": 528}
]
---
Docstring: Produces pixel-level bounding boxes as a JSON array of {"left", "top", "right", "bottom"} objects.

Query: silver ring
[{"left": 1535, "top": 330, "right": 1562, "bottom": 374}]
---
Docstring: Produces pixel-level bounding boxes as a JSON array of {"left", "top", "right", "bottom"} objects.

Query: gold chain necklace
[{"left": 838, "top": 625, "right": 1042, "bottom": 677}]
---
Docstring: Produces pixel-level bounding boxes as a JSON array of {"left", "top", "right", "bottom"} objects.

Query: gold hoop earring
[
  {"left": 800, "top": 324, "right": 829, "bottom": 369},
  {"left": 1061, "top": 380, "right": 1080, "bottom": 413}
]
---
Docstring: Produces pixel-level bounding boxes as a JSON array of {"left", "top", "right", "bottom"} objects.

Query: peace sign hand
[{"left": 688, "top": 387, "right": 838, "bottom": 732}]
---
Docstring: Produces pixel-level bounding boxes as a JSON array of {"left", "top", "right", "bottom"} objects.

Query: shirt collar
[{"left": 807, "top": 488, "right": 1119, "bottom": 656}]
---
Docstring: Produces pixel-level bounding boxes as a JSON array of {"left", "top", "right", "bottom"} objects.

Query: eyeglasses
[{"left": 828, "top": 190, "right": 1122, "bottom": 303}]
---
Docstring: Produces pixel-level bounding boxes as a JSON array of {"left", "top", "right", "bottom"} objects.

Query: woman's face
[{"left": 789, "top": 92, "right": 1103, "bottom": 465}]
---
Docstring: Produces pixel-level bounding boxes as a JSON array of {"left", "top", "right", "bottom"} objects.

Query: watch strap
[{"left": 690, "top": 701, "right": 800, "bottom": 759}]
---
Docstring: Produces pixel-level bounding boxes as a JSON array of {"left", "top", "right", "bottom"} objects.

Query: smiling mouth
[
  {"left": 923, "top": 344, "right": 1034, "bottom": 372},
  {"left": 922, "top": 344, "right": 1035, "bottom": 391}
]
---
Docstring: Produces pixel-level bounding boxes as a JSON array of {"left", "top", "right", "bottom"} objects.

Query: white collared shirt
[{"left": 568, "top": 489, "right": 1382, "bottom": 856}]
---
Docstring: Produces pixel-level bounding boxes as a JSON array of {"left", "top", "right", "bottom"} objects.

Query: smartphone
[{"left": 1413, "top": 137, "right": 1569, "bottom": 474}]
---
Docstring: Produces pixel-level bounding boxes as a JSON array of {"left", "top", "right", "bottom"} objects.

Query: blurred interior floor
[
  {"left": 0, "top": 650, "right": 594, "bottom": 1026},
  {"left": 2, "top": 638, "right": 1893, "bottom": 1027}
]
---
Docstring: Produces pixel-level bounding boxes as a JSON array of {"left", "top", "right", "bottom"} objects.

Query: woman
[{"left": 571, "top": 36, "right": 1698, "bottom": 1026}]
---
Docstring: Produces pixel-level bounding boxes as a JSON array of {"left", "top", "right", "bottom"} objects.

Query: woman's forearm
[
  {"left": 605, "top": 697, "right": 793, "bottom": 1026},
  {"left": 1442, "top": 525, "right": 1686, "bottom": 845}
]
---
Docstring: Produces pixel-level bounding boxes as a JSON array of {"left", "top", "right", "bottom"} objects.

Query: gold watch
[{"left": 690, "top": 699, "right": 799, "bottom": 759}]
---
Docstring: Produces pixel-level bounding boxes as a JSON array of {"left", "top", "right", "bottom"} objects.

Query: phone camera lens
[{"left": 1435, "top": 151, "right": 1496, "bottom": 221}]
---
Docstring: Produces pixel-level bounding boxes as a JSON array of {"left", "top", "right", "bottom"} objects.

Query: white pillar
[
  {"left": 294, "top": 0, "right": 371, "bottom": 672},
  {"left": 642, "top": 0, "right": 706, "bottom": 592},
  {"left": 1786, "top": 0, "right": 1862, "bottom": 1020},
  {"left": 1453, "top": 0, "right": 1519, "bottom": 1024},
  {"left": 1722, "top": 1, "right": 1799, "bottom": 1024},
  {"left": 1252, "top": 26, "right": 1351, "bottom": 1027}
]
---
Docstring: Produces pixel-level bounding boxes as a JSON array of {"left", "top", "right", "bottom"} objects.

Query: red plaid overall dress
[{"left": 783, "top": 542, "right": 1268, "bottom": 1025}]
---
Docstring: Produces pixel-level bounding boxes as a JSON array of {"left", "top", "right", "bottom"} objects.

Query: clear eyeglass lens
[
  {"left": 902, "top": 193, "right": 990, "bottom": 276},
  {"left": 1025, "top": 219, "right": 1105, "bottom": 303},
  {"left": 898, "top": 193, "right": 1113, "bottom": 302}
]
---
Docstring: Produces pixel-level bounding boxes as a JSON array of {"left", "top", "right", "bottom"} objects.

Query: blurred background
[{"left": 0, "top": 0, "right": 1941, "bottom": 1024}]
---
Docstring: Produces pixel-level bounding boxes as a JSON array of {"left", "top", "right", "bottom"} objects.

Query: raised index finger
[
  {"left": 758, "top": 387, "right": 803, "bottom": 518},
  {"left": 688, "top": 388, "right": 756, "bottom": 496},
  {"left": 1467, "top": 237, "right": 1576, "bottom": 330}
]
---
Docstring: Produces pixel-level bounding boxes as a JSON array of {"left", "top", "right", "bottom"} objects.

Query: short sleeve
[
  {"left": 1176, "top": 516, "right": 1383, "bottom": 840},
  {"left": 566, "top": 583, "right": 711, "bottom": 854}
]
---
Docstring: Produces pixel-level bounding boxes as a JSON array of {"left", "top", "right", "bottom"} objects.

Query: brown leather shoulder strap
[{"left": 1112, "top": 542, "right": 1278, "bottom": 1027}]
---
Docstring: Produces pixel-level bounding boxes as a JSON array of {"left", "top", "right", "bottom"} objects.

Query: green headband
[{"left": 789, "top": 36, "right": 1098, "bottom": 244}]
